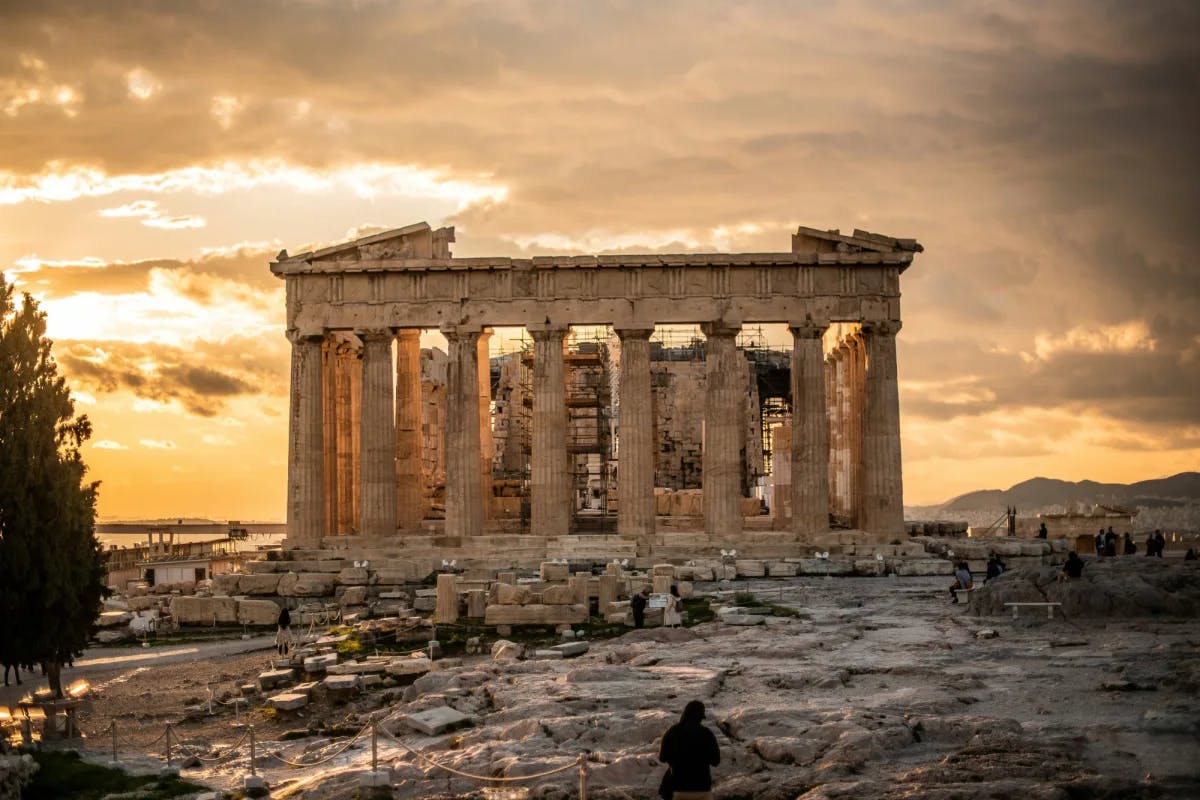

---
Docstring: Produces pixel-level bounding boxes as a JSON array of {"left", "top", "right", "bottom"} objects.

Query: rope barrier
[
  {"left": 267, "top": 720, "right": 373, "bottom": 768},
  {"left": 173, "top": 725, "right": 252, "bottom": 764},
  {"left": 377, "top": 723, "right": 581, "bottom": 783}
]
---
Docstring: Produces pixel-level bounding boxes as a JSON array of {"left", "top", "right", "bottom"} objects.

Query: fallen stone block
[
  {"left": 292, "top": 681, "right": 319, "bottom": 696},
  {"left": 386, "top": 657, "right": 433, "bottom": 678},
  {"left": 541, "top": 584, "right": 576, "bottom": 605},
  {"left": 403, "top": 706, "right": 473, "bottom": 736},
  {"left": 337, "top": 567, "right": 370, "bottom": 585},
  {"left": 97, "top": 610, "right": 133, "bottom": 628},
  {"left": 852, "top": 559, "right": 886, "bottom": 577},
  {"left": 257, "top": 669, "right": 296, "bottom": 692},
  {"left": 362, "top": 674, "right": 383, "bottom": 689},
  {"left": 287, "top": 573, "right": 338, "bottom": 597},
  {"left": 485, "top": 603, "right": 588, "bottom": 626},
  {"left": 529, "top": 649, "right": 565, "bottom": 660},
  {"left": 893, "top": 559, "right": 952, "bottom": 577},
  {"left": 550, "top": 641, "right": 590, "bottom": 657},
  {"left": 539, "top": 562, "right": 570, "bottom": 581},
  {"left": 322, "top": 674, "right": 361, "bottom": 693},
  {"left": 211, "top": 574, "right": 241, "bottom": 595},
  {"left": 171, "top": 595, "right": 238, "bottom": 625},
  {"left": 303, "top": 653, "right": 339, "bottom": 672},
  {"left": 491, "top": 640, "right": 522, "bottom": 660},
  {"left": 766, "top": 562, "right": 799, "bottom": 577},
  {"left": 494, "top": 583, "right": 532, "bottom": 605},
  {"left": 798, "top": 559, "right": 854, "bottom": 576},
  {"left": 340, "top": 586, "right": 368, "bottom": 607},
  {"left": 267, "top": 692, "right": 308, "bottom": 711}
]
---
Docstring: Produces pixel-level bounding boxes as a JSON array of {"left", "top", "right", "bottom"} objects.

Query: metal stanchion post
[
  {"left": 110, "top": 722, "right": 118, "bottom": 764},
  {"left": 249, "top": 725, "right": 257, "bottom": 776},
  {"left": 165, "top": 724, "right": 173, "bottom": 769},
  {"left": 371, "top": 720, "right": 378, "bottom": 773},
  {"left": 578, "top": 754, "right": 588, "bottom": 800}
]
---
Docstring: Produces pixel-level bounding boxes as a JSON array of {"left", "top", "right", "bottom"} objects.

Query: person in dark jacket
[
  {"left": 1123, "top": 532, "right": 1136, "bottom": 555},
  {"left": 659, "top": 699, "right": 720, "bottom": 799},
  {"left": 1060, "top": 551, "right": 1085, "bottom": 580},
  {"left": 630, "top": 587, "right": 650, "bottom": 629},
  {"left": 1153, "top": 530, "right": 1166, "bottom": 558}
]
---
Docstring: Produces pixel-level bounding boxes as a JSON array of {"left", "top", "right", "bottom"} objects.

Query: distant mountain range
[{"left": 942, "top": 472, "right": 1200, "bottom": 512}]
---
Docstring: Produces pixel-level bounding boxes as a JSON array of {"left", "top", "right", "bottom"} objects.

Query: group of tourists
[
  {"left": 1092, "top": 527, "right": 1167, "bottom": 558},
  {"left": 631, "top": 585, "right": 685, "bottom": 629}
]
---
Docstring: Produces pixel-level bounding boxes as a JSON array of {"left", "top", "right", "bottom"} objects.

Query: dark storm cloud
[{"left": 57, "top": 335, "right": 287, "bottom": 416}]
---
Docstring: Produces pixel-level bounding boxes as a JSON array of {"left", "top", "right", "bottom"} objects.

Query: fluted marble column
[
  {"left": 322, "top": 340, "right": 338, "bottom": 534},
  {"left": 830, "top": 344, "right": 850, "bottom": 519},
  {"left": 477, "top": 328, "right": 494, "bottom": 520},
  {"left": 848, "top": 334, "right": 866, "bottom": 527},
  {"left": 860, "top": 321, "right": 905, "bottom": 537},
  {"left": 359, "top": 330, "right": 397, "bottom": 538},
  {"left": 395, "top": 329, "right": 424, "bottom": 527},
  {"left": 789, "top": 321, "right": 830, "bottom": 538},
  {"left": 530, "top": 324, "right": 570, "bottom": 537},
  {"left": 335, "top": 342, "right": 358, "bottom": 534},
  {"left": 702, "top": 322, "right": 743, "bottom": 537},
  {"left": 444, "top": 325, "right": 484, "bottom": 538},
  {"left": 616, "top": 326, "right": 655, "bottom": 541},
  {"left": 285, "top": 331, "right": 325, "bottom": 548},
  {"left": 824, "top": 356, "right": 836, "bottom": 514}
]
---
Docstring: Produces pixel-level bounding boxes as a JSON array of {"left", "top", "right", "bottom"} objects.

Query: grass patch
[
  {"left": 22, "top": 750, "right": 205, "bottom": 800},
  {"left": 730, "top": 591, "right": 803, "bottom": 618}
]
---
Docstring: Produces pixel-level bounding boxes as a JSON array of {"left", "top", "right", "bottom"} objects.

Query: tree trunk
[{"left": 45, "top": 661, "right": 64, "bottom": 698}]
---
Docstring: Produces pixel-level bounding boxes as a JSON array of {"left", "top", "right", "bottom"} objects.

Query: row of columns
[{"left": 284, "top": 320, "right": 905, "bottom": 548}]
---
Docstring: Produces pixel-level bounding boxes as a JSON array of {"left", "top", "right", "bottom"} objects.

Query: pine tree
[{"left": 0, "top": 273, "right": 107, "bottom": 697}]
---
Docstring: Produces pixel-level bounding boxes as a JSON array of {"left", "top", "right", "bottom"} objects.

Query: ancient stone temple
[{"left": 270, "top": 222, "right": 921, "bottom": 554}]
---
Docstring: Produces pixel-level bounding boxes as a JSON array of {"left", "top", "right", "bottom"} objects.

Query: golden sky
[{"left": 2, "top": 1, "right": 1197, "bottom": 518}]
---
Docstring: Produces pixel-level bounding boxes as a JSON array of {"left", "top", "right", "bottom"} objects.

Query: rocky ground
[{"left": 57, "top": 561, "right": 1200, "bottom": 799}]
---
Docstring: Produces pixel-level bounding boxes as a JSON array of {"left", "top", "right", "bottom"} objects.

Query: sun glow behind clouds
[
  {"left": 0, "top": 160, "right": 509, "bottom": 208},
  {"left": 39, "top": 268, "right": 282, "bottom": 346}
]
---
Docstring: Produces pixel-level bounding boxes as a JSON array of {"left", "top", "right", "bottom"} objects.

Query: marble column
[
  {"left": 477, "top": 328, "right": 494, "bottom": 520},
  {"left": 530, "top": 325, "right": 570, "bottom": 537},
  {"left": 394, "top": 329, "right": 424, "bottom": 527},
  {"left": 702, "top": 322, "right": 743, "bottom": 537},
  {"left": 335, "top": 343, "right": 357, "bottom": 534},
  {"left": 615, "top": 326, "right": 655, "bottom": 541},
  {"left": 321, "top": 340, "right": 338, "bottom": 534},
  {"left": 860, "top": 321, "right": 905, "bottom": 537},
  {"left": 831, "top": 344, "right": 850, "bottom": 519},
  {"left": 285, "top": 331, "right": 325, "bottom": 548},
  {"left": 359, "top": 330, "right": 397, "bottom": 538},
  {"left": 444, "top": 325, "right": 484, "bottom": 538},
  {"left": 847, "top": 334, "right": 865, "bottom": 527},
  {"left": 824, "top": 356, "right": 836, "bottom": 514},
  {"left": 349, "top": 344, "right": 362, "bottom": 531},
  {"left": 789, "top": 321, "right": 830, "bottom": 538}
]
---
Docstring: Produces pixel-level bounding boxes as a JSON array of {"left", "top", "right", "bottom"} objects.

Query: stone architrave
[
  {"left": 285, "top": 331, "right": 325, "bottom": 548},
  {"left": 789, "top": 320, "right": 830, "bottom": 539},
  {"left": 615, "top": 326, "right": 655, "bottom": 542},
  {"left": 395, "top": 329, "right": 425, "bottom": 527},
  {"left": 443, "top": 325, "right": 484, "bottom": 538},
  {"left": 477, "top": 328, "right": 494, "bottom": 520},
  {"left": 859, "top": 321, "right": 904, "bottom": 537},
  {"left": 359, "top": 330, "right": 397, "bottom": 538},
  {"left": 702, "top": 322, "right": 743, "bottom": 538},
  {"left": 529, "top": 324, "right": 570, "bottom": 537}
]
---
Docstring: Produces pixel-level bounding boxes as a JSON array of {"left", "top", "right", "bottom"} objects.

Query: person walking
[
  {"left": 663, "top": 585, "right": 684, "bottom": 628},
  {"left": 658, "top": 700, "right": 721, "bottom": 800},
  {"left": 276, "top": 605, "right": 293, "bottom": 656},
  {"left": 1154, "top": 530, "right": 1166, "bottom": 558}
]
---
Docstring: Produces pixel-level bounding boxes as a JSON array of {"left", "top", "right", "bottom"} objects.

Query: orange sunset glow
[{"left": 2, "top": 2, "right": 1197, "bottom": 520}]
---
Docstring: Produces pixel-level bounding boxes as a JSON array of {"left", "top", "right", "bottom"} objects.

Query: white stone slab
[
  {"left": 303, "top": 653, "right": 339, "bottom": 672},
  {"left": 267, "top": 692, "right": 308, "bottom": 710},
  {"left": 257, "top": 669, "right": 295, "bottom": 691},
  {"left": 404, "top": 706, "right": 472, "bottom": 736},
  {"left": 323, "top": 674, "right": 361, "bottom": 692}
]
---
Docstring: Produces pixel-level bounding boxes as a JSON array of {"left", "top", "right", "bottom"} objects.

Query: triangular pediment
[
  {"left": 275, "top": 222, "right": 455, "bottom": 264},
  {"left": 792, "top": 226, "right": 923, "bottom": 256}
]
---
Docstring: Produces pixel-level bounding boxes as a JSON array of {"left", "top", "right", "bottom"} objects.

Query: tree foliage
[{"left": 0, "top": 274, "right": 107, "bottom": 696}]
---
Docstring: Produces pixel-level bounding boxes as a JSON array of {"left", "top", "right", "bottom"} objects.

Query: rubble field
[{"left": 70, "top": 562, "right": 1199, "bottom": 799}]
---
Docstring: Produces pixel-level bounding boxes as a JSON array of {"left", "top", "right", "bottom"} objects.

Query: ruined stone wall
[{"left": 492, "top": 353, "right": 531, "bottom": 478}]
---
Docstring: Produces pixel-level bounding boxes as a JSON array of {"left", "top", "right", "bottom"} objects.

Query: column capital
[
  {"left": 526, "top": 322, "right": 569, "bottom": 339},
  {"left": 862, "top": 320, "right": 902, "bottom": 337},
  {"left": 356, "top": 328, "right": 395, "bottom": 343},
  {"left": 395, "top": 328, "right": 423, "bottom": 341},
  {"left": 789, "top": 320, "right": 829, "bottom": 339},
  {"left": 440, "top": 321, "right": 484, "bottom": 338},
  {"left": 700, "top": 321, "right": 741, "bottom": 338},
  {"left": 614, "top": 325, "right": 655, "bottom": 340},
  {"left": 286, "top": 329, "right": 326, "bottom": 345}
]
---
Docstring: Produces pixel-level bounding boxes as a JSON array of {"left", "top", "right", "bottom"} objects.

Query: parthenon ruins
[{"left": 271, "top": 222, "right": 922, "bottom": 560}]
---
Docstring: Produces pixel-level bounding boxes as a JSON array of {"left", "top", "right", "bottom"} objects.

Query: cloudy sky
[{"left": 2, "top": 0, "right": 1197, "bottom": 519}]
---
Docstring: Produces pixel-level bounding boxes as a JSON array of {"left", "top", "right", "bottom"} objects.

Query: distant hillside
[{"left": 943, "top": 472, "right": 1200, "bottom": 512}]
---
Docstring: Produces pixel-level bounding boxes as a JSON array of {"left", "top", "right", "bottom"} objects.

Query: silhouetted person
[
  {"left": 276, "top": 605, "right": 293, "bottom": 655},
  {"left": 1154, "top": 530, "right": 1166, "bottom": 558},
  {"left": 664, "top": 585, "right": 683, "bottom": 628},
  {"left": 1185, "top": 548, "right": 1197, "bottom": 561},
  {"left": 659, "top": 700, "right": 720, "bottom": 800},
  {"left": 1104, "top": 529, "right": 1117, "bottom": 557},
  {"left": 985, "top": 555, "right": 1005, "bottom": 583},
  {"left": 1123, "top": 532, "right": 1136, "bottom": 555},
  {"left": 2, "top": 663, "right": 20, "bottom": 687},
  {"left": 1095, "top": 530, "right": 1105, "bottom": 556},
  {"left": 1145, "top": 532, "right": 1155, "bottom": 557},
  {"left": 631, "top": 587, "right": 650, "bottom": 629},
  {"left": 1061, "top": 551, "right": 1085, "bottom": 580},
  {"left": 1038, "top": 522, "right": 1048, "bottom": 539}
]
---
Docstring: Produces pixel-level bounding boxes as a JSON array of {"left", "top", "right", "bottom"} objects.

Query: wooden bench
[{"left": 1004, "top": 602, "right": 1062, "bottom": 619}]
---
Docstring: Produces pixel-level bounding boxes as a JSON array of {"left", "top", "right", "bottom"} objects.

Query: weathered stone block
[
  {"left": 286, "top": 573, "right": 337, "bottom": 597},
  {"left": 766, "top": 562, "right": 799, "bottom": 577},
  {"left": 239, "top": 574, "right": 282, "bottom": 595},
  {"left": 387, "top": 657, "right": 433, "bottom": 678},
  {"left": 237, "top": 599, "right": 282, "bottom": 626},
  {"left": 267, "top": 692, "right": 307, "bottom": 711},
  {"left": 303, "top": 653, "right": 339, "bottom": 672},
  {"left": 171, "top": 595, "right": 238, "bottom": 625},
  {"left": 340, "top": 586, "right": 368, "bottom": 607},
  {"left": 257, "top": 669, "right": 295, "bottom": 692},
  {"left": 337, "top": 567, "right": 370, "bottom": 585},
  {"left": 893, "top": 559, "right": 953, "bottom": 576},
  {"left": 404, "top": 706, "right": 472, "bottom": 736},
  {"left": 539, "top": 562, "right": 569, "bottom": 581},
  {"left": 211, "top": 574, "right": 241, "bottom": 595},
  {"left": 541, "top": 584, "right": 576, "bottom": 605},
  {"left": 322, "top": 675, "right": 361, "bottom": 692},
  {"left": 485, "top": 603, "right": 588, "bottom": 626},
  {"left": 494, "top": 583, "right": 532, "bottom": 605},
  {"left": 798, "top": 559, "right": 853, "bottom": 576},
  {"left": 276, "top": 572, "right": 299, "bottom": 596},
  {"left": 735, "top": 560, "right": 766, "bottom": 578}
]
